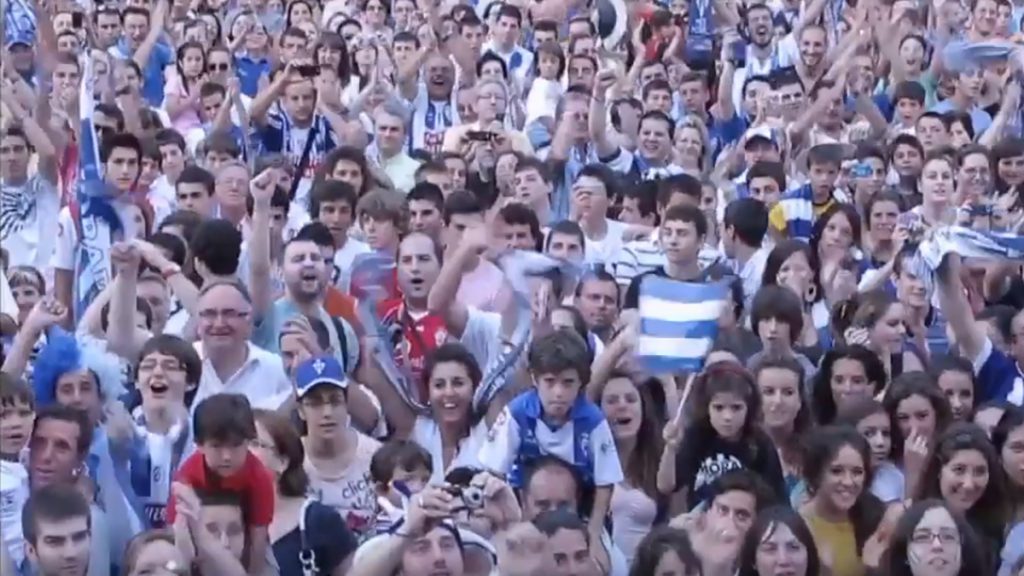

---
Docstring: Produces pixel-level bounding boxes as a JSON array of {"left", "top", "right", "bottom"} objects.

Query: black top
[
  {"left": 674, "top": 427, "right": 787, "bottom": 510},
  {"left": 624, "top": 263, "right": 734, "bottom": 310},
  {"left": 272, "top": 501, "right": 358, "bottom": 576}
]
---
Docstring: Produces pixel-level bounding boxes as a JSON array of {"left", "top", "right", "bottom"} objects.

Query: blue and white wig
[{"left": 32, "top": 328, "right": 126, "bottom": 408}]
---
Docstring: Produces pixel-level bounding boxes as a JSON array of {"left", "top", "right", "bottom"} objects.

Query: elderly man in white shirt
[{"left": 190, "top": 281, "right": 291, "bottom": 410}]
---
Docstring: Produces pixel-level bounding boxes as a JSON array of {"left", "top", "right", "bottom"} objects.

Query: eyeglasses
[
  {"left": 138, "top": 360, "right": 185, "bottom": 373},
  {"left": 208, "top": 62, "right": 230, "bottom": 71},
  {"left": 197, "top": 308, "right": 251, "bottom": 321},
  {"left": 910, "top": 529, "right": 960, "bottom": 546}
]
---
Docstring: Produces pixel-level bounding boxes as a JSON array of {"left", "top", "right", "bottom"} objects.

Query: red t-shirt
[
  {"left": 166, "top": 451, "right": 275, "bottom": 527},
  {"left": 377, "top": 298, "right": 450, "bottom": 401}
]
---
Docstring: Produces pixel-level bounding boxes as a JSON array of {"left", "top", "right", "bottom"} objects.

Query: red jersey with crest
[{"left": 376, "top": 298, "right": 450, "bottom": 402}]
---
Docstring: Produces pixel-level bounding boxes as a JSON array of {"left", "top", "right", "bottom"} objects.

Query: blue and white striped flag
[{"left": 638, "top": 277, "right": 727, "bottom": 374}]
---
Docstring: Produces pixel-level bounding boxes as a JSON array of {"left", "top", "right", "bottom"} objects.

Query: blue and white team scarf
[
  {"left": 637, "top": 277, "right": 727, "bottom": 374},
  {"left": 474, "top": 251, "right": 580, "bottom": 414},
  {"left": 907, "top": 226, "right": 1024, "bottom": 296},
  {"left": 74, "top": 58, "right": 122, "bottom": 321}
]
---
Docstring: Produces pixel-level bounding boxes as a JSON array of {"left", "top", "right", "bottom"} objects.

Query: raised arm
[
  {"left": 248, "top": 169, "right": 277, "bottom": 318},
  {"left": 0, "top": 300, "right": 66, "bottom": 379},
  {"left": 107, "top": 243, "right": 153, "bottom": 359},
  {"left": 935, "top": 253, "right": 986, "bottom": 361},
  {"left": 250, "top": 63, "right": 295, "bottom": 127},
  {"left": 132, "top": 0, "right": 168, "bottom": 70},
  {"left": 427, "top": 226, "right": 491, "bottom": 338},
  {"left": 0, "top": 85, "right": 58, "bottom": 183},
  {"left": 589, "top": 70, "right": 619, "bottom": 158}
]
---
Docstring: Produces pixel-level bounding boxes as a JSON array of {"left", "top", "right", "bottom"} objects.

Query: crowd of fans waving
[{"left": 0, "top": 0, "right": 1023, "bottom": 573}]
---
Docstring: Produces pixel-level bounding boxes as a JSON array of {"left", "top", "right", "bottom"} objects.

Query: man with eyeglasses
[
  {"left": 191, "top": 280, "right": 292, "bottom": 411},
  {"left": 293, "top": 355, "right": 381, "bottom": 540}
]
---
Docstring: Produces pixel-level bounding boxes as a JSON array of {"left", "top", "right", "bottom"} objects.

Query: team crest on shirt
[
  {"left": 424, "top": 132, "right": 444, "bottom": 154},
  {"left": 579, "top": 432, "right": 590, "bottom": 459},
  {"left": 434, "top": 328, "right": 448, "bottom": 347}
]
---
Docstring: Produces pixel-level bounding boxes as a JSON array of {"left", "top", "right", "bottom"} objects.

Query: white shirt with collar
[{"left": 191, "top": 341, "right": 291, "bottom": 410}]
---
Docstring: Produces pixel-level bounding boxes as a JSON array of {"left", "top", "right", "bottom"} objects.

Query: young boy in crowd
[
  {"left": 0, "top": 373, "right": 34, "bottom": 570},
  {"left": 768, "top": 144, "right": 845, "bottom": 242},
  {"left": 167, "top": 393, "right": 274, "bottom": 572},
  {"left": 479, "top": 330, "right": 623, "bottom": 567},
  {"left": 369, "top": 439, "right": 432, "bottom": 534}
]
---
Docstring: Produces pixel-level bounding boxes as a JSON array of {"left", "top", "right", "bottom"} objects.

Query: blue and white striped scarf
[
  {"left": 74, "top": 58, "right": 122, "bottom": 321},
  {"left": 907, "top": 226, "right": 1024, "bottom": 296}
]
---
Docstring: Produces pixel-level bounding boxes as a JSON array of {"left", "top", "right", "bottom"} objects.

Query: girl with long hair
[
  {"left": 658, "top": 361, "right": 787, "bottom": 509},
  {"left": 597, "top": 372, "right": 667, "bottom": 564},
  {"left": 916, "top": 422, "right": 1007, "bottom": 562},
  {"left": 628, "top": 527, "right": 703, "bottom": 576},
  {"left": 833, "top": 289, "right": 927, "bottom": 383},
  {"left": 882, "top": 499, "right": 990, "bottom": 576},
  {"left": 737, "top": 506, "right": 821, "bottom": 576},
  {"left": 164, "top": 41, "right": 207, "bottom": 135},
  {"left": 798, "top": 425, "right": 885, "bottom": 576},
  {"left": 836, "top": 398, "right": 905, "bottom": 504},
  {"left": 883, "top": 372, "right": 954, "bottom": 499},
  {"left": 753, "top": 356, "right": 812, "bottom": 498},
  {"left": 811, "top": 345, "right": 887, "bottom": 425},
  {"left": 761, "top": 240, "right": 828, "bottom": 357}
]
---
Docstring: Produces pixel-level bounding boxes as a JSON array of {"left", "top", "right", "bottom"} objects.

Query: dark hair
[
  {"left": 528, "top": 330, "right": 591, "bottom": 386},
  {"left": 597, "top": 374, "right": 664, "bottom": 498},
  {"left": 750, "top": 285, "right": 805, "bottom": 344},
  {"left": 882, "top": 499, "right": 988, "bottom": 576},
  {"left": 317, "top": 147, "right": 371, "bottom": 196},
  {"left": 708, "top": 469, "right": 779, "bottom": 511},
  {"left": 253, "top": 409, "right": 309, "bottom": 497},
  {"left": 883, "top": 372, "right": 953, "bottom": 462},
  {"left": 33, "top": 404, "right": 93, "bottom": 458},
  {"left": 761, "top": 240, "right": 823, "bottom": 304},
  {"left": 191, "top": 219, "right": 243, "bottom": 276},
  {"left": 100, "top": 296, "right": 154, "bottom": 333},
  {"left": 532, "top": 507, "right": 587, "bottom": 541},
  {"left": 802, "top": 425, "right": 884, "bottom": 549},
  {"left": 122, "top": 530, "right": 176, "bottom": 575},
  {"left": 422, "top": 343, "right": 482, "bottom": 393},
  {"left": 406, "top": 182, "right": 445, "bottom": 211},
  {"left": 22, "top": 483, "right": 91, "bottom": 544},
  {"left": 138, "top": 334, "right": 202, "bottom": 393},
  {"left": 810, "top": 203, "right": 862, "bottom": 257},
  {"left": 545, "top": 220, "right": 586, "bottom": 254},
  {"left": 101, "top": 132, "right": 143, "bottom": 165},
  {"left": 443, "top": 189, "right": 484, "bottom": 224},
  {"left": 724, "top": 197, "right": 769, "bottom": 248},
  {"left": 689, "top": 361, "right": 761, "bottom": 446},
  {"left": 661, "top": 204, "right": 708, "bottom": 238},
  {"left": 655, "top": 173, "right": 702, "bottom": 207},
  {"left": 812, "top": 345, "right": 887, "bottom": 425},
  {"left": 296, "top": 222, "right": 335, "bottom": 249},
  {"left": 369, "top": 439, "right": 433, "bottom": 485},
  {"left": 158, "top": 209, "right": 203, "bottom": 242},
  {"left": 929, "top": 354, "right": 978, "bottom": 417},
  {"left": 629, "top": 527, "right": 701, "bottom": 576},
  {"left": 0, "top": 372, "right": 34, "bottom": 410},
  {"left": 752, "top": 355, "right": 812, "bottom": 461},
  {"left": 193, "top": 393, "right": 257, "bottom": 445},
  {"left": 746, "top": 160, "right": 787, "bottom": 190},
  {"left": 309, "top": 179, "right": 359, "bottom": 217},
  {"left": 498, "top": 202, "right": 543, "bottom": 251},
  {"left": 737, "top": 506, "right": 821, "bottom": 576},
  {"left": 863, "top": 190, "right": 905, "bottom": 230},
  {"left": 916, "top": 423, "right": 1006, "bottom": 547},
  {"left": 176, "top": 166, "right": 216, "bottom": 198}
]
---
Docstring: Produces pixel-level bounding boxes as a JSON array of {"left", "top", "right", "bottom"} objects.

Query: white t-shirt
[
  {"left": 1, "top": 173, "right": 61, "bottom": 273},
  {"left": 51, "top": 199, "right": 147, "bottom": 272},
  {"left": 305, "top": 433, "right": 382, "bottom": 538},
  {"left": 334, "top": 237, "right": 372, "bottom": 291},
  {"left": 584, "top": 219, "right": 629, "bottom": 267},
  {"left": 610, "top": 483, "right": 658, "bottom": 565},
  {"left": 412, "top": 416, "right": 489, "bottom": 484}
]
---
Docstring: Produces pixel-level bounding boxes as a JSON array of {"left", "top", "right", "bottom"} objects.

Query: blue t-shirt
[
  {"left": 111, "top": 39, "right": 173, "bottom": 107},
  {"left": 976, "top": 338, "right": 1024, "bottom": 405},
  {"left": 235, "top": 55, "right": 271, "bottom": 98}
]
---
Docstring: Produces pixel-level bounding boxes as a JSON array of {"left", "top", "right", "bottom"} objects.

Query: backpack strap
[
  {"left": 329, "top": 315, "right": 350, "bottom": 373},
  {"left": 298, "top": 498, "right": 318, "bottom": 576}
]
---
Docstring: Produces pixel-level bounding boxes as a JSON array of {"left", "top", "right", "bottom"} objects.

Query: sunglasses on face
[{"left": 208, "top": 62, "right": 230, "bottom": 71}]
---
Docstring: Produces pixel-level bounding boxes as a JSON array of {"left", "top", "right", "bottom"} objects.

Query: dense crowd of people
[{"left": 0, "top": 0, "right": 1023, "bottom": 573}]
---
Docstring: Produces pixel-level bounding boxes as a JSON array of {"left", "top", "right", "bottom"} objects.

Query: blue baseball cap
[
  {"left": 5, "top": 32, "right": 33, "bottom": 50},
  {"left": 294, "top": 356, "right": 348, "bottom": 398}
]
